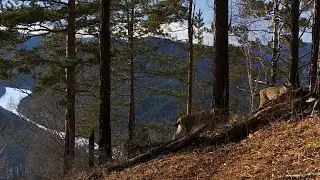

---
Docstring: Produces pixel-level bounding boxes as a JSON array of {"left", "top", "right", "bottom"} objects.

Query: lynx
[
  {"left": 172, "top": 109, "right": 215, "bottom": 140},
  {"left": 258, "top": 85, "right": 289, "bottom": 108}
]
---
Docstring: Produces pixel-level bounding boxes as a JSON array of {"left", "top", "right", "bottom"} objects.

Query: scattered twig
[
  {"left": 277, "top": 173, "right": 320, "bottom": 179},
  {"left": 85, "top": 171, "right": 102, "bottom": 180}
]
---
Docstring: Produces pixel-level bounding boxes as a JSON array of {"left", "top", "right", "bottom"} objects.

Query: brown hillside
[{"left": 81, "top": 117, "right": 320, "bottom": 180}]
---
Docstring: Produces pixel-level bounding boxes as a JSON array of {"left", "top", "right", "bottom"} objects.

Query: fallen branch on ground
[
  {"left": 103, "top": 124, "right": 207, "bottom": 173},
  {"left": 278, "top": 172, "right": 320, "bottom": 179},
  {"left": 201, "top": 93, "right": 316, "bottom": 145}
]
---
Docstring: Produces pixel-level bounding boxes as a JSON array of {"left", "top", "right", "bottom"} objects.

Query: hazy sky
[
  {"left": 191, "top": 0, "right": 312, "bottom": 44},
  {"left": 195, "top": 0, "right": 214, "bottom": 25}
]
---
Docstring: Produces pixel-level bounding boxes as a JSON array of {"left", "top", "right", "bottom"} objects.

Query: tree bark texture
[
  {"left": 213, "top": 0, "right": 229, "bottom": 119},
  {"left": 63, "top": 0, "right": 76, "bottom": 175},
  {"left": 99, "top": 0, "right": 112, "bottom": 164},
  {"left": 127, "top": 0, "right": 136, "bottom": 158},
  {"left": 244, "top": 32, "right": 255, "bottom": 113},
  {"left": 89, "top": 129, "right": 95, "bottom": 167},
  {"left": 290, "top": 0, "right": 300, "bottom": 87},
  {"left": 187, "top": 0, "right": 194, "bottom": 115},
  {"left": 271, "top": 0, "right": 279, "bottom": 86},
  {"left": 311, "top": 0, "right": 320, "bottom": 92}
]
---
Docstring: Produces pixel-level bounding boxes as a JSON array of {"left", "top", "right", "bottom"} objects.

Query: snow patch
[{"left": 0, "top": 87, "right": 98, "bottom": 150}]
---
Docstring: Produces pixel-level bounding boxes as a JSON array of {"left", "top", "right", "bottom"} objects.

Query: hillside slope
[{"left": 94, "top": 117, "right": 320, "bottom": 179}]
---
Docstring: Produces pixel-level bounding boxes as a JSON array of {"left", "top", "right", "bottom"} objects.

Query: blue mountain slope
[
  {"left": 0, "top": 88, "right": 5, "bottom": 98},
  {"left": 0, "top": 106, "right": 33, "bottom": 179},
  {"left": 0, "top": 74, "right": 35, "bottom": 90},
  {"left": 0, "top": 36, "right": 39, "bottom": 90}
]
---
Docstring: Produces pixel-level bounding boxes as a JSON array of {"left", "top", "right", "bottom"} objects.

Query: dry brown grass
[
  {"left": 214, "top": 117, "right": 320, "bottom": 179},
  {"left": 74, "top": 117, "right": 320, "bottom": 180}
]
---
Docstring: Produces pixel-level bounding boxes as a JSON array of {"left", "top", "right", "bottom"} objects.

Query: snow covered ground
[{"left": 0, "top": 87, "right": 98, "bottom": 150}]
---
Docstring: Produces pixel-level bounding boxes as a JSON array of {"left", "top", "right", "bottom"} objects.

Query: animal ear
[
  {"left": 266, "top": 81, "right": 273, "bottom": 87},
  {"left": 174, "top": 122, "right": 179, "bottom": 127},
  {"left": 282, "top": 82, "right": 291, "bottom": 88}
]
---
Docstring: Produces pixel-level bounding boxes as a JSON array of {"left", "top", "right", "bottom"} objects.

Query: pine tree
[
  {"left": 0, "top": 30, "right": 20, "bottom": 79},
  {"left": 187, "top": 0, "right": 194, "bottom": 114},
  {"left": 63, "top": 0, "right": 76, "bottom": 174},
  {"left": 193, "top": 9, "right": 208, "bottom": 111},
  {"left": 99, "top": 0, "right": 112, "bottom": 163},
  {"left": 290, "top": 0, "right": 300, "bottom": 87},
  {"left": 213, "top": 0, "right": 229, "bottom": 120},
  {"left": 126, "top": 0, "right": 137, "bottom": 158},
  {"left": 0, "top": 0, "right": 100, "bottom": 174}
]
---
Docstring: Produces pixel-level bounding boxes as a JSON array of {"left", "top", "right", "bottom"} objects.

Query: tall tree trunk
[
  {"left": 63, "top": 118, "right": 70, "bottom": 174},
  {"left": 99, "top": 0, "right": 112, "bottom": 164},
  {"left": 63, "top": 0, "right": 76, "bottom": 175},
  {"left": 290, "top": 0, "right": 300, "bottom": 87},
  {"left": 244, "top": 33, "right": 255, "bottom": 112},
  {"left": 213, "top": 0, "right": 229, "bottom": 120},
  {"left": 89, "top": 129, "right": 95, "bottom": 167},
  {"left": 187, "top": 0, "right": 194, "bottom": 115},
  {"left": 127, "top": 1, "right": 136, "bottom": 158},
  {"left": 310, "top": 0, "right": 320, "bottom": 92},
  {"left": 271, "top": 0, "right": 279, "bottom": 86}
]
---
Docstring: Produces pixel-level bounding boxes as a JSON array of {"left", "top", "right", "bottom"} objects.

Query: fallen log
[
  {"left": 201, "top": 93, "right": 316, "bottom": 145},
  {"left": 104, "top": 123, "right": 207, "bottom": 173}
]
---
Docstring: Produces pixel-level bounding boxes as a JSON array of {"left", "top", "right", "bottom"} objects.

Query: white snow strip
[{"left": 0, "top": 87, "right": 98, "bottom": 150}]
